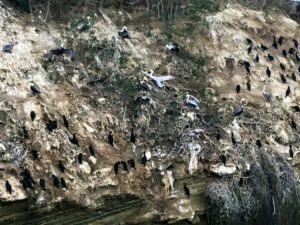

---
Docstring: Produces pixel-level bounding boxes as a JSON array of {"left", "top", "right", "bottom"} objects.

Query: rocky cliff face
[{"left": 0, "top": 1, "right": 300, "bottom": 224}]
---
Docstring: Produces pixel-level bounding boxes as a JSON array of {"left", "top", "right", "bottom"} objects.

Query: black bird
[
  {"left": 278, "top": 36, "right": 284, "bottom": 45},
  {"left": 219, "top": 155, "right": 226, "bottom": 165},
  {"left": 231, "top": 132, "right": 237, "bottom": 145},
  {"left": 238, "top": 177, "right": 244, "bottom": 186},
  {"left": 247, "top": 45, "right": 252, "bottom": 54},
  {"left": 286, "top": 86, "right": 291, "bottom": 98},
  {"left": 289, "top": 48, "right": 296, "bottom": 55},
  {"left": 246, "top": 66, "right": 250, "bottom": 74},
  {"left": 20, "top": 169, "right": 35, "bottom": 190},
  {"left": 20, "top": 178, "right": 33, "bottom": 190},
  {"left": 58, "top": 160, "right": 65, "bottom": 173},
  {"left": 292, "top": 117, "right": 297, "bottom": 130},
  {"left": 280, "top": 63, "right": 285, "bottom": 71},
  {"left": 233, "top": 105, "right": 243, "bottom": 117},
  {"left": 292, "top": 71, "right": 297, "bottom": 81},
  {"left": 118, "top": 26, "right": 130, "bottom": 39},
  {"left": 114, "top": 161, "right": 121, "bottom": 174},
  {"left": 127, "top": 159, "right": 136, "bottom": 169},
  {"left": 32, "top": 150, "right": 38, "bottom": 160},
  {"left": 282, "top": 49, "right": 288, "bottom": 58},
  {"left": 266, "top": 67, "right": 271, "bottom": 77},
  {"left": 5, "top": 181, "right": 12, "bottom": 194},
  {"left": 289, "top": 145, "right": 294, "bottom": 158},
  {"left": 121, "top": 161, "right": 128, "bottom": 172},
  {"left": 48, "top": 47, "right": 75, "bottom": 61},
  {"left": 22, "top": 126, "right": 29, "bottom": 139},
  {"left": 108, "top": 132, "right": 114, "bottom": 146},
  {"left": 293, "top": 39, "right": 298, "bottom": 49},
  {"left": 60, "top": 177, "right": 67, "bottom": 189},
  {"left": 246, "top": 38, "right": 253, "bottom": 45},
  {"left": 272, "top": 37, "right": 278, "bottom": 49},
  {"left": 69, "top": 133, "right": 79, "bottom": 146},
  {"left": 89, "top": 145, "right": 96, "bottom": 157},
  {"left": 261, "top": 44, "right": 268, "bottom": 51},
  {"left": 183, "top": 183, "right": 190, "bottom": 198},
  {"left": 30, "top": 111, "right": 36, "bottom": 121},
  {"left": 39, "top": 178, "right": 46, "bottom": 191},
  {"left": 141, "top": 153, "right": 147, "bottom": 166},
  {"left": 292, "top": 106, "right": 300, "bottom": 112},
  {"left": 236, "top": 84, "right": 241, "bottom": 94},
  {"left": 267, "top": 53, "right": 274, "bottom": 61},
  {"left": 52, "top": 175, "right": 59, "bottom": 188},
  {"left": 62, "top": 115, "right": 69, "bottom": 129},
  {"left": 46, "top": 120, "right": 58, "bottom": 132},
  {"left": 216, "top": 130, "right": 221, "bottom": 141},
  {"left": 130, "top": 129, "right": 136, "bottom": 144},
  {"left": 244, "top": 61, "right": 250, "bottom": 68},
  {"left": 280, "top": 73, "right": 287, "bottom": 84},
  {"left": 30, "top": 84, "right": 41, "bottom": 94},
  {"left": 77, "top": 153, "right": 83, "bottom": 164},
  {"left": 296, "top": 53, "right": 300, "bottom": 61},
  {"left": 255, "top": 54, "right": 259, "bottom": 62},
  {"left": 247, "top": 81, "right": 251, "bottom": 91},
  {"left": 256, "top": 140, "right": 262, "bottom": 148},
  {"left": 2, "top": 42, "right": 14, "bottom": 53}
]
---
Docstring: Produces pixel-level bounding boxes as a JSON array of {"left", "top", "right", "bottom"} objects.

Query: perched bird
[
  {"left": 22, "top": 126, "right": 29, "bottom": 139},
  {"left": 296, "top": 53, "right": 300, "bottom": 61},
  {"left": 284, "top": 88, "right": 293, "bottom": 102},
  {"left": 247, "top": 81, "right": 251, "bottom": 91},
  {"left": 185, "top": 94, "right": 200, "bottom": 109},
  {"left": 292, "top": 71, "right": 297, "bottom": 81},
  {"left": 32, "top": 150, "right": 38, "bottom": 160},
  {"left": 231, "top": 131, "right": 237, "bottom": 145},
  {"left": 247, "top": 45, "right": 252, "bottom": 54},
  {"left": 289, "top": 48, "right": 296, "bottom": 55},
  {"left": 60, "top": 177, "right": 67, "bottom": 189},
  {"left": 280, "top": 73, "right": 287, "bottom": 84},
  {"left": 52, "top": 175, "right": 59, "bottom": 188},
  {"left": 165, "top": 42, "right": 180, "bottom": 53},
  {"left": 69, "top": 133, "right": 79, "bottom": 146},
  {"left": 121, "top": 161, "right": 128, "bottom": 172},
  {"left": 246, "top": 38, "right": 253, "bottom": 45},
  {"left": 46, "top": 120, "right": 58, "bottom": 132},
  {"left": 219, "top": 155, "right": 226, "bottom": 165},
  {"left": 141, "top": 151, "right": 151, "bottom": 166},
  {"left": 142, "top": 70, "right": 175, "bottom": 88},
  {"left": 108, "top": 131, "right": 114, "bottom": 146},
  {"left": 118, "top": 26, "right": 130, "bottom": 39},
  {"left": 292, "top": 106, "right": 300, "bottom": 112},
  {"left": 30, "top": 111, "right": 36, "bottom": 121},
  {"left": 58, "top": 160, "right": 65, "bottom": 173},
  {"left": 233, "top": 105, "right": 243, "bottom": 117},
  {"left": 5, "top": 181, "right": 12, "bottom": 194},
  {"left": 130, "top": 129, "right": 136, "bottom": 144},
  {"left": 30, "top": 84, "right": 41, "bottom": 94},
  {"left": 77, "top": 153, "right": 83, "bottom": 164},
  {"left": 289, "top": 145, "right": 294, "bottom": 158},
  {"left": 293, "top": 39, "right": 299, "bottom": 49},
  {"left": 62, "top": 115, "right": 69, "bottom": 129},
  {"left": 278, "top": 36, "right": 284, "bottom": 45},
  {"left": 272, "top": 37, "right": 278, "bottom": 49},
  {"left": 256, "top": 140, "right": 262, "bottom": 148},
  {"left": 48, "top": 47, "right": 75, "bottom": 61},
  {"left": 89, "top": 145, "right": 96, "bottom": 157},
  {"left": 2, "top": 42, "right": 14, "bottom": 53},
  {"left": 114, "top": 161, "right": 121, "bottom": 174},
  {"left": 262, "top": 85, "right": 273, "bottom": 101},
  {"left": 261, "top": 44, "right": 268, "bottom": 51},
  {"left": 20, "top": 169, "right": 35, "bottom": 190},
  {"left": 255, "top": 54, "right": 259, "bottom": 62},
  {"left": 244, "top": 61, "right": 251, "bottom": 70},
  {"left": 39, "top": 178, "right": 46, "bottom": 191},
  {"left": 183, "top": 183, "right": 190, "bottom": 198},
  {"left": 267, "top": 53, "right": 274, "bottom": 61},
  {"left": 282, "top": 49, "right": 288, "bottom": 58},
  {"left": 266, "top": 67, "right": 271, "bottom": 77},
  {"left": 280, "top": 63, "right": 285, "bottom": 71},
  {"left": 127, "top": 159, "right": 136, "bottom": 169},
  {"left": 292, "top": 117, "right": 297, "bottom": 130},
  {"left": 216, "top": 130, "right": 221, "bottom": 141},
  {"left": 236, "top": 84, "right": 241, "bottom": 94}
]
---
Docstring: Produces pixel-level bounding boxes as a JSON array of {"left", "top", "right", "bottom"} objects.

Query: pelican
[
  {"left": 142, "top": 70, "right": 175, "bottom": 88},
  {"left": 263, "top": 85, "right": 272, "bottom": 101},
  {"left": 185, "top": 94, "right": 200, "bottom": 109}
]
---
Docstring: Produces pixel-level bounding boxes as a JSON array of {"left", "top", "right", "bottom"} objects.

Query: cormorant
[
  {"left": 130, "top": 129, "right": 136, "bottom": 144},
  {"left": 30, "top": 111, "right": 36, "bottom": 121},
  {"left": 256, "top": 140, "right": 262, "bottom": 148},
  {"left": 89, "top": 145, "right": 95, "bottom": 157},
  {"left": 121, "top": 161, "right": 128, "bottom": 172},
  {"left": 292, "top": 117, "right": 297, "bottom": 130},
  {"left": 231, "top": 132, "right": 237, "bottom": 145},
  {"left": 183, "top": 183, "right": 190, "bottom": 198},
  {"left": 286, "top": 86, "right": 291, "bottom": 98},
  {"left": 244, "top": 61, "right": 251, "bottom": 68},
  {"left": 219, "top": 155, "right": 226, "bottom": 165},
  {"left": 20, "top": 169, "right": 35, "bottom": 190},
  {"left": 39, "top": 178, "right": 46, "bottom": 191},
  {"left": 278, "top": 36, "right": 284, "bottom": 45},
  {"left": 282, "top": 49, "right": 288, "bottom": 58},
  {"left": 293, "top": 39, "right": 298, "bottom": 49},
  {"left": 141, "top": 153, "right": 147, "bottom": 166},
  {"left": 58, "top": 160, "right": 65, "bottom": 173},
  {"left": 52, "top": 175, "right": 59, "bottom": 188},
  {"left": 289, "top": 145, "right": 294, "bottom": 158},
  {"left": 32, "top": 150, "right": 38, "bottom": 160},
  {"left": 108, "top": 131, "right": 114, "bottom": 146},
  {"left": 69, "top": 133, "right": 79, "bottom": 146},
  {"left": 77, "top": 153, "right": 83, "bottom": 164},
  {"left": 114, "top": 161, "right": 121, "bottom": 174},
  {"left": 261, "top": 44, "right": 268, "bottom": 51},
  {"left": 266, "top": 67, "right": 271, "bottom": 77},
  {"left": 46, "top": 120, "right": 58, "bottom": 132},
  {"left": 127, "top": 159, "right": 136, "bottom": 169},
  {"left": 267, "top": 53, "right": 274, "bottom": 61},
  {"left": 60, "top": 177, "right": 67, "bottom": 189},
  {"left": 118, "top": 26, "right": 130, "bottom": 39},
  {"left": 233, "top": 105, "right": 243, "bottom": 117},
  {"left": 62, "top": 115, "right": 69, "bottom": 129},
  {"left": 247, "top": 81, "right": 251, "bottom": 91},
  {"left": 280, "top": 73, "right": 287, "bottom": 84},
  {"left": 30, "top": 84, "right": 41, "bottom": 94},
  {"left": 272, "top": 37, "right": 278, "bottom": 49},
  {"left": 236, "top": 84, "right": 241, "bottom": 94},
  {"left": 216, "top": 130, "right": 221, "bottom": 141},
  {"left": 255, "top": 54, "right": 259, "bottom": 62},
  {"left": 292, "top": 71, "right": 297, "bottom": 81},
  {"left": 289, "top": 48, "right": 296, "bottom": 55},
  {"left": 5, "top": 181, "right": 12, "bottom": 194},
  {"left": 22, "top": 126, "right": 29, "bottom": 139},
  {"left": 247, "top": 45, "right": 252, "bottom": 54},
  {"left": 246, "top": 38, "right": 253, "bottom": 45},
  {"left": 280, "top": 63, "right": 285, "bottom": 71}
]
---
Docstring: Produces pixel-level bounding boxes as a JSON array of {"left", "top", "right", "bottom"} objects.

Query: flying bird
[{"left": 142, "top": 70, "right": 175, "bottom": 88}]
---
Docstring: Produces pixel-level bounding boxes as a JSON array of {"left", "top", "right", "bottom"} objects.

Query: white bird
[
  {"left": 185, "top": 94, "right": 200, "bottom": 109},
  {"left": 142, "top": 70, "right": 175, "bottom": 88},
  {"left": 263, "top": 85, "right": 273, "bottom": 101}
]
